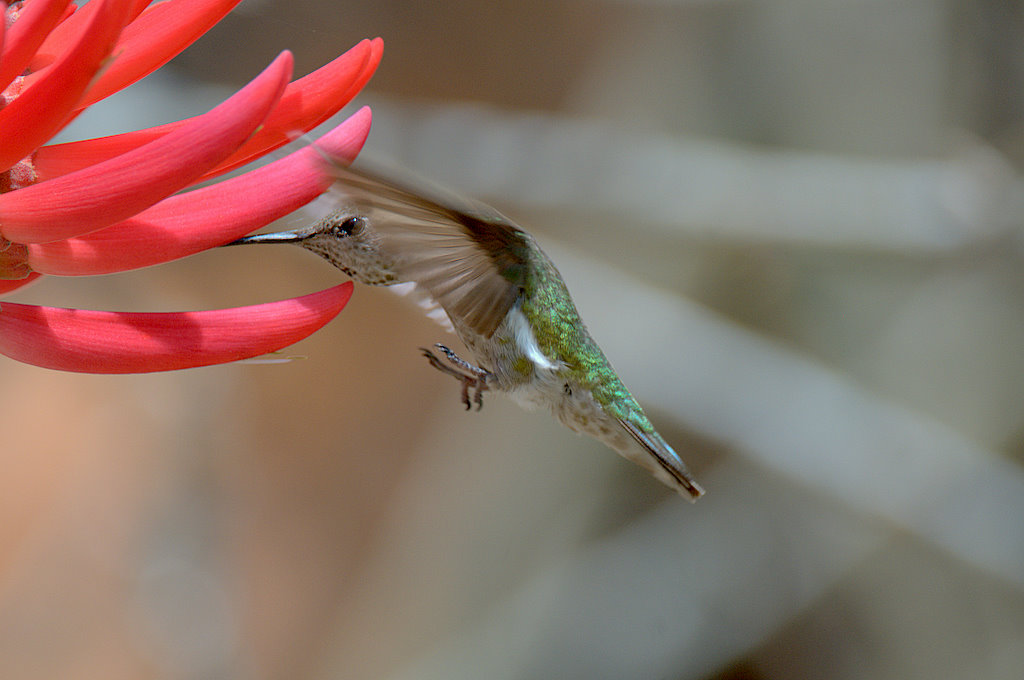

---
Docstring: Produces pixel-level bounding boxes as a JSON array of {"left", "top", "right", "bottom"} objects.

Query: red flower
[{"left": 0, "top": 0, "right": 382, "bottom": 372}]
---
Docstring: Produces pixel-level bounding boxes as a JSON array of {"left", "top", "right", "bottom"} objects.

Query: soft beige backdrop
[{"left": 3, "top": 1, "right": 1024, "bottom": 679}]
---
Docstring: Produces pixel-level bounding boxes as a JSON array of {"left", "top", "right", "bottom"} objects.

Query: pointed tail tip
[
  {"left": 680, "top": 479, "right": 706, "bottom": 503},
  {"left": 616, "top": 417, "right": 706, "bottom": 503}
]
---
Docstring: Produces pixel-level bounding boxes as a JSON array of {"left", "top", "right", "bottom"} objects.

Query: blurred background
[{"left": 4, "top": 0, "right": 1024, "bottom": 678}]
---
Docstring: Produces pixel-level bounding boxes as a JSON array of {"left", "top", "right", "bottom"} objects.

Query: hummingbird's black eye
[{"left": 332, "top": 216, "right": 366, "bottom": 237}]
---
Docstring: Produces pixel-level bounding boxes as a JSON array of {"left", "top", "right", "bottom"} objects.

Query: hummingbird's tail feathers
[{"left": 619, "top": 419, "right": 705, "bottom": 502}]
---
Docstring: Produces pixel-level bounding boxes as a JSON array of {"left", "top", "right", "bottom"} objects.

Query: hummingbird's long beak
[{"left": 225, "top": 230, "right": 309, "bottom": 246}]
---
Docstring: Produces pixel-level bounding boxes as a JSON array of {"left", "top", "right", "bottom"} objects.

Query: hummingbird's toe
[{"left": 419, "top": 346, "right": 492, "bottom": 412}]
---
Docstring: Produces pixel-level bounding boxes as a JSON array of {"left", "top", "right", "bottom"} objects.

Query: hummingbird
[{"left": 230, "top": 161, "right": 704, "bottom": 501}]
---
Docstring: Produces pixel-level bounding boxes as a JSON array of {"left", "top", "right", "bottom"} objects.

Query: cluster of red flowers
[{"left": 0, "top": 0, "right": 381, "bottom": 372}]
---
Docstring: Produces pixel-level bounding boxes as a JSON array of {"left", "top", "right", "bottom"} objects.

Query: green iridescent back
[{"left": 518, "top": 241, "right": 654, "bottom": 433}]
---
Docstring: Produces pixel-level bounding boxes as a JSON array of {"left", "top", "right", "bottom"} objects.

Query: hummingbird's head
[
  {"left": 229, "top": 212, "right": 367, "bottom": 246},
  {"left": 227, "top": 212, "right": 399, "bottom": 285}
]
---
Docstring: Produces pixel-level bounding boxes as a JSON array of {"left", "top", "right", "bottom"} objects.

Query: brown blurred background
[{"left": 4, "top": 0, "right": 1024, "bottom": 678}]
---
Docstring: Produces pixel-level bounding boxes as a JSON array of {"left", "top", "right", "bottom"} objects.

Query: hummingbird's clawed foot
[{"left": 419, "top": 344, "right": 493, "bottom": 411}]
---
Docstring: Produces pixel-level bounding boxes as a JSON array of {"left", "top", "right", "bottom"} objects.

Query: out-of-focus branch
[{"left": 361, "top": 98, "right": 1017, "bottom": 252}]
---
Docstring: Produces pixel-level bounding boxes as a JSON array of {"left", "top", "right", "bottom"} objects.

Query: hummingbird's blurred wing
[{"left": 328, "top": 162, "right": 531, "bottom": 338}]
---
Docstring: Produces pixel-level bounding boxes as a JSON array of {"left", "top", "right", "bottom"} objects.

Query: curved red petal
[
  {"left": 0, "top": 272, "right": 42, "bottom": 295},
  {"left": 57, "top": 3, "right": 79, "bottom": 24},
  {"left": 0, "top": 0, "right": 72, "bottom": 92},
  {"left": 200, "top": 37, "right": 384, "bottom": 181},
  {"left": 28, "top": 0, "right": 150, "bottom": 71},
  {"left": 0, "top": 51, "right": 293, "bottom": 244},
  {"left": 33, "top": 38, "right": 382, "bottom": 182},
  {"left": 0, "top": 282, "right": 353, "bottom": 373},
  {"left": 77, "top": 0, "right": 245, "bottom": 108},
  {"left": 27, "top": 107, "right": 372, "bottom": 275},
  {"left": 32, "top": 126, "right": 162, "bottom": 182},
  {"left": 0, "top": 0, "right": 133, "bottom": 172}
]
